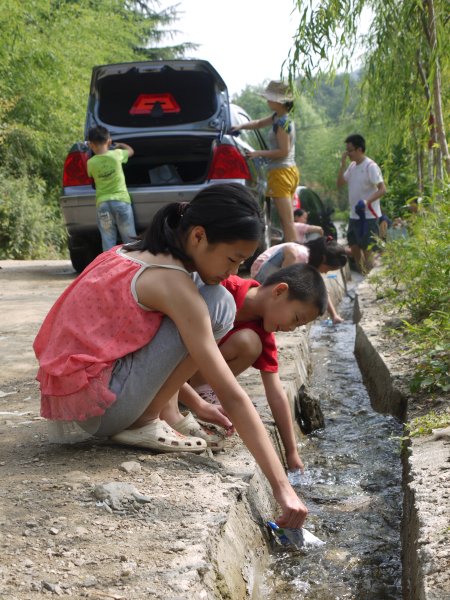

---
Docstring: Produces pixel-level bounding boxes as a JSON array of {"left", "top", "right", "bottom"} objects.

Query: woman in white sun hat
[{"left": 231, "top": 80, "right": 299, "bottom": 243}]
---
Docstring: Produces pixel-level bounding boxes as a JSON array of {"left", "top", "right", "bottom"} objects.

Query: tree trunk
[
  {"left": 425, "top": 0, "right": 450, "bottom": 177},
  {"left": 417, "top": 144, "right": 424, "bottom": 194},
  {"left": 428, "top": 149, "right": 434, "bottom": 186},
  {"left": 416, "top": 55, "right": 434, "bottom": 188},
  {"left": 432, "top": 71, "right": 450, "bottom": 177}
]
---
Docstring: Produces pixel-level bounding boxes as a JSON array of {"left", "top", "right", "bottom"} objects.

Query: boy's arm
[
  {"left": 327, "top": 295, "right": 344, "bottom": 324},
  {"left": 86, "top": 158, "right": 95, "bottom": 188},
  {"left": 115, "top": 142, "right": 134, "bottom": 158},
  {"left": 306, "top": 225, "right": 324, "bottom": 236},
  {"left": 178, "top": 383, "right": 234, "bottom": 433},
  {"left": 260, "top": 370, "right": 304, "bottom": 472}
]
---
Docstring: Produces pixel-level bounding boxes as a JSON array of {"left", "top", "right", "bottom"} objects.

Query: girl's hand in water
[
  {"left": 286, "top": 449, "right": 304, "bottom": 473},
  {"left": 274, "top": 483, "right": 308, "bottom": 529},
  {"left": 195, "top": 403, "right": 235, "bottom": 435}
]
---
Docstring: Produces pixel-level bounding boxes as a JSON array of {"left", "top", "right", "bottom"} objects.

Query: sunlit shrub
[
  {"left": 0, "top": 171, "right": 67, "bottom": 259},
  {"left": 372, "top": 187, "right": 450, "bottom": 393},
  {"left": 407, "top": 409, "right": 450, "bottom": 437}
]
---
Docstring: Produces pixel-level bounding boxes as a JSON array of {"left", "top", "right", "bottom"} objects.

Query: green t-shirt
[{"left": 87, "top": 149, "right": 131, "bottom": 205}]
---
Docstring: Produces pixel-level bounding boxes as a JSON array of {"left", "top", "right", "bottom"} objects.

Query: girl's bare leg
[
  {"left": 130, "top": 356, "right": 196, "bottom": 428},
  {"left": 273, "top": 196, "right": 297, "bottom": 242},
  {"left": 190, "top": 330, "right": 262, "bottom": 387},
  {"left": 95, "top": 279, "right": 235, "bottom": 438}
]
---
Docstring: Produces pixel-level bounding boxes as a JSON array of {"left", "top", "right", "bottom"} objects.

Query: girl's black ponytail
[
  {"left": 125, "top": 203, "right": 189, "bottom": 261},
  {"left": 125, "top": 183, "right": 263, "bottom": 258},
  {"left": 304, "top": 237, "right": 347, "bottom": 269}
]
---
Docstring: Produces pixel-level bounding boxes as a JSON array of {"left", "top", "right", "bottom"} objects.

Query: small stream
[{"left": 262, "top": 285, "right": 403, "bottom": 599}]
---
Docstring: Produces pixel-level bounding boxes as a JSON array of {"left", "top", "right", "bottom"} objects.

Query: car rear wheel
[{"left": 68, "top": 235, "right": 101, "bottom": 273}]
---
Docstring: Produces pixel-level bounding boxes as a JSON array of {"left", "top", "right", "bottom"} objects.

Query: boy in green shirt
[{"left": 87, "top": 125, "right": 136, "bottom": 251}]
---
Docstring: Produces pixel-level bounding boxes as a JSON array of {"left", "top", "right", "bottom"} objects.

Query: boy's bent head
[
  {"left": 294, "top": 208, "right": 307, "bottom": 222},
  {"left": 87, "top": 125, "right": 110, "bottom": 144},
  {"left": 263, "top": 263, "right": 328, "bottom": 317}
]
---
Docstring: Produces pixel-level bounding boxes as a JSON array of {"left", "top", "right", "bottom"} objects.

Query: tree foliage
[
  {"left": 289, "top": 0, "right": 450, "bottom": 183},
  {"left": 0, "top": 170, "right": 65, "bottom": 259},
  {"left": 372, "top": 188, "right": 450, "bottom": 393},
  {"left": 0, "top": 0, "right": 188, "bottom": 257},
  {"left": 296, "top": 73, "right": 366, "bottom": 200},
  {"left": 0, "top": 0, "right": 186, "bottom": 187}
]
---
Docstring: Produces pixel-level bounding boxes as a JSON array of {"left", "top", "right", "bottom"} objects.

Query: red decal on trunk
[{"left": 129, "top": 94, "right": 180, "bottom": 115}]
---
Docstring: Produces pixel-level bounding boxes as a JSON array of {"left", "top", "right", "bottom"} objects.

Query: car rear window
[{"left": 96, "top": 70, "right": 218, "bottom": 128}]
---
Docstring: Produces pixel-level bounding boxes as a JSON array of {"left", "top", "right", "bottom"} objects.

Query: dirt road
[
  {"left": 0, "top": 260, "right": 76, "bottom": 387},
  {"left": 0, "top": 260, "right": 277, "bottom": 599}
]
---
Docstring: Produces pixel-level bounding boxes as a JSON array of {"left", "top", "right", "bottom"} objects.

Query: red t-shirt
[{"left": 220, "top": 276, "right": 278, "bottom": 373}]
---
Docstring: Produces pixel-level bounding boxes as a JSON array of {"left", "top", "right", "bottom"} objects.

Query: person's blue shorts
[{"left": 347, "top": 218, "right": 379, "bottom": 250}]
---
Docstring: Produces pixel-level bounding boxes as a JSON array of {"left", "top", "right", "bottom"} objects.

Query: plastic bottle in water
[
  {"left": 266, "top": 521, "right": 325, "bottom": 549},
  {"left": 321, "top": 318, "right": 333, "bottom": 327}
]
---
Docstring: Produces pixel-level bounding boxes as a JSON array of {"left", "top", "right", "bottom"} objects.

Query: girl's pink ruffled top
[{"left": 34, "top": 248, "right": 163, "bottom": 422}]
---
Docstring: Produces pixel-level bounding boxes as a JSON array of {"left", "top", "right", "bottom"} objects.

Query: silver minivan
[{"left": 61, "top": 59, "right": 270, "bottom": 272}]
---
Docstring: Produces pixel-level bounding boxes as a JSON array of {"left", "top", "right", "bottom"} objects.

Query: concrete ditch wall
[
  {"left": 353, "top": 274, "right": 450, "bottom": 600},
  {"left": 209, "top": 273, "right": 345, "bottom": 598}
]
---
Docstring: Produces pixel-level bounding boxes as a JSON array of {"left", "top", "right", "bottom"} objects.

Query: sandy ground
[{"left": 0, "top": 260, "right": 294, "bottom": 599}]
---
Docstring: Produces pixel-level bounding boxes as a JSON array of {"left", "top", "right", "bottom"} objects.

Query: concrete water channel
[
  {"left": 1, "top": 261, "right": 447, "bottom": 599},
  {"left": 260, "top": 282, "right": 404, "bottom": 599}
]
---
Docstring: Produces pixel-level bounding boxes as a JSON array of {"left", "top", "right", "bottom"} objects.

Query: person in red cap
[
  {"left": 231, "top": 80, "right": 299, "bottom": 243},
  {"left": 337, "top": 134, "right": 386, "bottom": 272}
]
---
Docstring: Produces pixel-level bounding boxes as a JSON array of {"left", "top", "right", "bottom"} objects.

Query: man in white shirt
[{"left": 337, "top": 134, "right": 386, "bottom": 272}]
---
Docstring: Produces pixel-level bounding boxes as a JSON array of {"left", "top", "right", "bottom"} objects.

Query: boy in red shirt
[{"left": 188, "top": 263, "right": 327, "bottom": 471}]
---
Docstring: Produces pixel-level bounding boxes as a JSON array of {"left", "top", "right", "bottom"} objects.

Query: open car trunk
[
  {"left": 117, "top": 135, "right": 216, "bottom": 187},
  {"left": 87, "top": 60, "right": 229, "bottom": 133}
]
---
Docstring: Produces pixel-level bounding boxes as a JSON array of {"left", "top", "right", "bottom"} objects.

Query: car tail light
[
  {"left": 207, "top": 144, "right": 251, "bottom": 180},
  {"left": 292, "top": 191, "right": 301, "bottom": 210},
  {"left": 63, "top": 151, "right": 93, "bottom": 187}
]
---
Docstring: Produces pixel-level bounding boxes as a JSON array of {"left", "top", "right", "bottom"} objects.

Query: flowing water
[{"left": 261, "top": 286, "right": 403, "bottom": 599}]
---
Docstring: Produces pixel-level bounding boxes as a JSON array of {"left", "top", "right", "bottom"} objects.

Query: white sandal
[
  {"left": 110, "top": 418, "right": 207, "bottom": 453},
  {"left": 172, "top": 412, "right": 225, "bottom": 452}
]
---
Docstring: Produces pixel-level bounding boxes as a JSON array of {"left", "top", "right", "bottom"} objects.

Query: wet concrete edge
[
  {"left": 353, "top": 270, "right": 450, "bottom": 600},
  {"left": 208, "top": 273, "right": 345, "bottom": 598}
]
